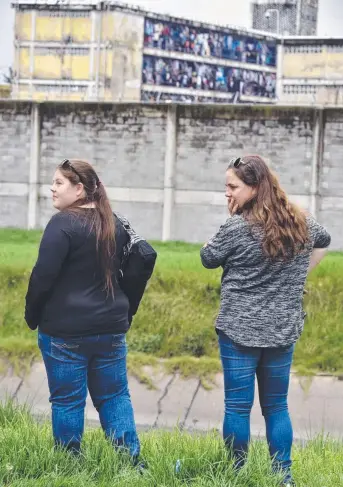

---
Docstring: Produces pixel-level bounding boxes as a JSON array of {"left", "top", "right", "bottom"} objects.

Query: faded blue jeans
[
  {"left": 218, "top": 333, "right": 294, "bottom": 483},
  {"left": 38, "top": 331, "right": 140, "bottom": 460}
]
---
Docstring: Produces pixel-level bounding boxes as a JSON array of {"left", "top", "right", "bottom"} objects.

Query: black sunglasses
[
  {"left": 61, "top": 159, "right": 83, "bottom": 181},
  {"left": 229, "top": 157, "right": 248, "bottom": 168}
]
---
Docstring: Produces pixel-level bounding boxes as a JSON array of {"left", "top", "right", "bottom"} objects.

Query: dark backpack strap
[
  {"left": 114, "top": 213, "right": 157, "bottom": 319},
  {"left": 115, "top": 213, "right": 143, "bottom": 248}
]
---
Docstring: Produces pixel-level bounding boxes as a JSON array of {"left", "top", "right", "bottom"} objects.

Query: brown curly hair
[{"left": 228, "top": 155, "right": 309, "bottom": 260}]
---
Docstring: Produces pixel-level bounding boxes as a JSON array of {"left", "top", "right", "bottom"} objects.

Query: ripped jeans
[{"left": 39, "top": 331, "right": 140, "bottom": 459}]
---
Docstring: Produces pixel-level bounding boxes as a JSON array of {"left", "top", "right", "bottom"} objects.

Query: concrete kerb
[{"left": 1, "top": 362, "right": 343, "bottom": 442}]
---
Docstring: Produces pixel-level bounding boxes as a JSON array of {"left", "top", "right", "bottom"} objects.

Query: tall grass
[
  {"left": 0, "top": 401, "right": 342, "bottom": 486},
  {"left": 0, "top": 229, "right": 342, "bottom": 378}
]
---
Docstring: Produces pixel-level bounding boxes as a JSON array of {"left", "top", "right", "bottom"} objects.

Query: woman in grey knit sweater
[{"left": 200, "top": 155, "right": 331, "bottom": 487}]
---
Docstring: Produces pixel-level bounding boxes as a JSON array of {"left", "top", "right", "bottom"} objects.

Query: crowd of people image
[
  {"left": 144, "top": 18, "right": 277, "bottom": 67},
  {"left": 142, "top": 56, "right": 276, "bottom": 99}
]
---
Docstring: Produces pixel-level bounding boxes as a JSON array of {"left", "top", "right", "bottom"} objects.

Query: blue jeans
[
  {"left": 38, "top": 331, "right": 140, "bottom": 460},
  {"left": 218, "top": 334, "right": 294, "bottom": 483}
]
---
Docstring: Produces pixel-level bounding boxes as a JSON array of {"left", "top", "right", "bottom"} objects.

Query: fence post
[
  {"left": 310, "top": 108, "right": 324, "bottom": 219},
  {"left": 28, "top": 102, "right": 41, "bottom": 229},
  {"left": 162, "top": 105, "right": 177, "bottom": 241},
  {"left": 276, "top": 41, "right": 283, "bottom": 101}
]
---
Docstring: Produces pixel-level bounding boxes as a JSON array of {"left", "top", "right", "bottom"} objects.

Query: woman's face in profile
[
  {"left": 225, "top": 168, "right": 257, "bottom": 209},
  {"left": 50, "top": 169, "right": 83, "bottom": 211}
]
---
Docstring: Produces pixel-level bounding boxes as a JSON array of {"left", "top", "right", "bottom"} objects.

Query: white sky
[{"left": 0, "top": 0, "right": 342, "bottom": 76}]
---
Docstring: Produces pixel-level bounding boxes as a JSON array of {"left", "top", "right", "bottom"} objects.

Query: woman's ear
[{"left": 76, "top": 182, "right": 84, "bottom": 198}]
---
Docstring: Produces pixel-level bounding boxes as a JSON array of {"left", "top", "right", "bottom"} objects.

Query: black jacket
[{"left": 25, "top": 210, "right": 131, "bottom": 338}]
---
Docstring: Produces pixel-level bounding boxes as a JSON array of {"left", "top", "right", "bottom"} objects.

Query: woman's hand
[
  {"left": 202, "top": 198, "right": 238, "bottom": 250},
  {"left": 228, "top": 197, "right": 239, "bottom": 216}
]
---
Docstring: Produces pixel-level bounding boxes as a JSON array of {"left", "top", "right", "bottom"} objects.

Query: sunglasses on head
[
  {"left": 61, "top": 159, "right": 83, "bottom": 181},
  {"left": 230, "top": 157, "right": 249, "bottom": 168}
]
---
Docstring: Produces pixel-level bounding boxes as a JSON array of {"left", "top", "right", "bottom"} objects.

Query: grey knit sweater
[{"left": 200, "top": 214, "right": 331, "bottom": 348}]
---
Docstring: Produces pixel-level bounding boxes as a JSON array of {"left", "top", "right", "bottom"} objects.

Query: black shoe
[{"left": 135, "top": 460, "right": 147, "bottom": 475}]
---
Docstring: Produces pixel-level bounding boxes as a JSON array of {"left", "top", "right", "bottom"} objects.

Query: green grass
[
  {"left": 0, "top": 229, "right": 343, "bottom": 380},
  {"left": 0, "top": 401, "right": 342, "bottom": 486}
]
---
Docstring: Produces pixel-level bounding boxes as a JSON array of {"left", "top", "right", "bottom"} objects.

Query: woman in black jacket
[{"left": 25, "top": 159, "right": 140, "bottom": 461}]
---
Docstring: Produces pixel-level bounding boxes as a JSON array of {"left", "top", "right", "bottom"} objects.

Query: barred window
[
  {"left": 284, "top": 45, "right": 323, "bottom": 54},
  {"left": 35, "top": 47, "right": 89, "bottom": 56},
  {"left": 33, "top": 84, "right": 88, "bottom": 93},
  {"left": 327, "top": 45, "right": 343, "bottom": 53},
  {"left": 37, "top": 10, "right": 91, "bottom": 18},
  {"left": 283, "top": 85, "right": 317, "bottom": 94}
]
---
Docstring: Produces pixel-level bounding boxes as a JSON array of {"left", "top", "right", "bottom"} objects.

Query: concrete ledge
[{"left": 1, "top": 363, "right": 343, "bottom": 441}]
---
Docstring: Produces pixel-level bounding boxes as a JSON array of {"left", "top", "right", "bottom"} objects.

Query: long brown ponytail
[{"left": 58, "top": 159, "right": 116, "bottom": 296}]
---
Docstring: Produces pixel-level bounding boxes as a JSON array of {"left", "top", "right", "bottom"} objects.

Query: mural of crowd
[
  {"left": 142, "top": 56, "right": 276, "bottom": 100},
  {"left": 144, "top": 18, "right": 277, "bottom": 67}
]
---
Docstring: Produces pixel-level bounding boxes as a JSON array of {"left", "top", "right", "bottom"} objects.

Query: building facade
[
  {"left": 0, "top": 85, "right": 11, "bottom": 98},
  {"left": 12, "top": 0, "right": 278, "bottom": 104},
  {"left": 12, "top": 0, "right": 144, "bottom": 102},
  {"left": 252, "top": 0, "right": 318, "bottom": 36},
  {"left": 280, "top": 37, "right": 343, "bottom": 105}
]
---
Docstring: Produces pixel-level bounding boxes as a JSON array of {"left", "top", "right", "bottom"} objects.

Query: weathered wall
[
  {"left": 319, "top": 109, "right": 343, "bottom": 247},
  {"left": 38, "top": 103, "right": 166, "bottom": 237},
  {"left": 110, "top": 11, "right": 144, "bottom": 102},
  {"left": 0, "top": 101, "right": 342, "bottom": 249},
  {"left": 281, "top": 43, "right": 343, "bottom": 106},
  {"left": 13, "top": 8, "right": 144, "bottom": 102},
  {"left": 174, "top": 105, "right": 315, "bottom": 241},
  {"left": 252, "top": 0, "right": 318, "bottom": 36},
  {"left": 283, "top": 50, "right": 343, "bottom": 80},
  {"left": 0, "top": 102, "right": 32, "bottom": 227}
]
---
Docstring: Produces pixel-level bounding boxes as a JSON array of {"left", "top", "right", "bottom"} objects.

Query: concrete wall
[
  {"left": 283, "top": 49, "right": 343, "bottom": 80},
  {"left": 320, "top": 109, "right": 343, "bottom": 246},
  {"left": 110, "top": 11, "right": 144, "bottom": 102},
  {"left": 38, "top": 103, "right": 166, "bottom": 236},
  {"left": 0, "top": 102, "right": 32, "bottom": 228},
  {"left": 299, "top": 0, "right": 319, "bottom": 36},
  {"left": 280, "top": 42, "right": 343, "bottom": 106},
  {"left": 13, "top": 8, "right": 144, "bottom": 102},
  {"left": 0, "top": 101, "right": 342, "bottom": 249},
  {"left": 252, "top": 3, "right": 298, "bottom": 36},
  {"left": 252, "top": 0, "right": 318, "bottom": 36}
]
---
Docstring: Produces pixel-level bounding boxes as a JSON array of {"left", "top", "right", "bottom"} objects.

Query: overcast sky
[{"left": 1, "top": 0, "right": 342, "bottom": 76}]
